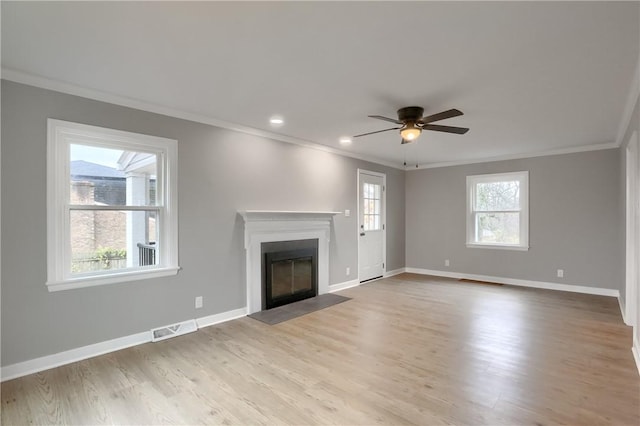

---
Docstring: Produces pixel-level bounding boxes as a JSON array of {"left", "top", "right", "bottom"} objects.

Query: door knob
[{"left": 360, "top": 232, "right": 365, "bottom": 236}]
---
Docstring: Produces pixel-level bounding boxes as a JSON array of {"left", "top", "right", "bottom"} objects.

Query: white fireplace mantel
[{"left": 239, "top": 210, "right": 341, "bottom": 313}]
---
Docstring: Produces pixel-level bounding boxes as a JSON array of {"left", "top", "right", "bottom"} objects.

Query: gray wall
[
  {"left": 406, "top": 149, "right": 622, "bottom": 290},
  {"left": 1, "top": 80, "right": 405, "bottom": 366}
]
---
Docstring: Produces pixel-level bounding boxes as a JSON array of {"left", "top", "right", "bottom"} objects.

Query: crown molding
[
  {"left": 2, "top": 68, "right": 628, "bottom": 173},
  {"left": 409, "top": 141, "right": 619, "bottom": 171},
  {"left": 1, "top": 68, "right": 404, "bottom": 170}
]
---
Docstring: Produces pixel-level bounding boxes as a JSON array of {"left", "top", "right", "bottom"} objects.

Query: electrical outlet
[
  {"left": 345, "top": 209, "right": 351, "bottom": 217},
  {"left": 195, "top": 296, "right": 203, "bottom": 309},
  {"left": 445, "top": 259, "right": 450, "bottom": 267},
  {"left": 346, "top": 267, "right": 350, "bottom": 276},
  {"left": 557, "top": 269, "right": 564, "bottom": 278}
]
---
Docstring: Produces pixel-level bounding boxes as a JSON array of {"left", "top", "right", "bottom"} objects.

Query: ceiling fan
[{"left": 353, "top": 106, "right": 469, "bottom": 144}]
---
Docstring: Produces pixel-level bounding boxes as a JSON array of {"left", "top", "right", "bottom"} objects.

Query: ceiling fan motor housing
[{"left": 397, "top": 106, "right": 424, "bottom": 122}]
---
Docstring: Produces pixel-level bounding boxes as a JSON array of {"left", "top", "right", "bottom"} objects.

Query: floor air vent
[{"left": 150, "top": 319, "right": 198, "bottom": 342}]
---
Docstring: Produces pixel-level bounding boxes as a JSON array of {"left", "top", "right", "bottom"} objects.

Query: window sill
[
  {"left": 466, "top": 243, "right": 529, "bottom": 251},
  {"left": 46, "top": 266, "right": 181, "bottom": 292}
]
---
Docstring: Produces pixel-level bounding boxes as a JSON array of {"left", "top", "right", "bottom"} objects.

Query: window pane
[
  {"left": 475, "top": 212, "right": 520, "bottom": 244},
  {"left": 475, "top": 181, "right": 520, "bottom": 211},
  {"left": 70, "top": 209, "right": 157, "bottom": 274},
  {"left": 70, "top": 144, "right": 157, "bottom": 206}
]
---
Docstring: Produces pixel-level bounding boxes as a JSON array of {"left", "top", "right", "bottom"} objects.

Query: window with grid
[
  {"left": 363, "top": 182, "right": 382, "bottom": 231},
  {"left": 47, "top": 119, "right": 179, "bottom": 291},
  {"left": 466, "top": 171, "right": 529, "bottom": 250}
]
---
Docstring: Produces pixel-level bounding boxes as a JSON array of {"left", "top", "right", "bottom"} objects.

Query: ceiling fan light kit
[
  {"left": 353, "top": 105, "right": 469, "bottom": 144},
  {"left": 400, "top": 122, "right": 421, "bottom": 143}
]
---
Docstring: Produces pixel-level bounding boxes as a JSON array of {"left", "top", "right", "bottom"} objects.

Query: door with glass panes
[{"left": 358, "top": 170, "right": 385, "bottom": 282}]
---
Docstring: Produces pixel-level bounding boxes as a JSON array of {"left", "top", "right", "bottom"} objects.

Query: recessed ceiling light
[
  {"left": 269, "top": 116, "right": 284, "bottom": 125},
  {"left": 339, "top": 137, "right": 352, "bottom": 145}
]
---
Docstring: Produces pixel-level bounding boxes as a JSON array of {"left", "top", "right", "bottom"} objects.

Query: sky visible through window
[{"left": 70, "top": 144, "right": 123, "bottom": 168}]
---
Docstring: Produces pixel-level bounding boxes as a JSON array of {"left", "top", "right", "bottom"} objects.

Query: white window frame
[
  {"left": 466, "top": 171, "right": 529, "bottom": 251},
  {"left": 47, "top": 119, "right": 179, "bottom": 291}
]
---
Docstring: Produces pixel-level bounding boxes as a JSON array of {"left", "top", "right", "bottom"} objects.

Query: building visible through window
[{"left": 47, "top": 119, "right": 178, "bottom": 291}]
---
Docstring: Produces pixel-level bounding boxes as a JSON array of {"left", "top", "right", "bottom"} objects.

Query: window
[
  {"left": 466, "top": 171, "right": 529, "bottom": 250},
  {"left": 362, "top": 182, "right": 382, "bottom": 231},
  {"left": 47, "top": 119, "right": 179, "bottom": 291}
]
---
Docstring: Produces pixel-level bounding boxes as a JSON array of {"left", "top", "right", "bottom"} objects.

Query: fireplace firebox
[{"left": 262, "top": 239, "right": 318, "bottom": 310}]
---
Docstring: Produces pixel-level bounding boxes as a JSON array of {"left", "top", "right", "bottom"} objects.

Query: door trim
[
  {"left": 357, "top": 169, "right": 387, "bottom": 282},
  {"left": 626, "top": 131, "right": 639, "bottom": 327}
]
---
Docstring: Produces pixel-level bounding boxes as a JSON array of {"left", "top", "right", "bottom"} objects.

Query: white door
[{"left": 358, "top": 170, "right": 385, "bottom": 282}]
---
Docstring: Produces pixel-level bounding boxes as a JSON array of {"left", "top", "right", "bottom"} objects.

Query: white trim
[
  {"left": 1, "top": 307, "right": 248, "bottom": 382},
  {"left": 619, "top": 296, "right": 628, "bottom": 325},
  {"left": 239, "top": 210, "right": 342, "bottom": 222},
  {"left": 404, "top": 267, "right": 620, "bottom": 298},
  {"left": 410, "top": 142, "right": 619, "bottom": 170},
  {"left": 384, "top": 267, "right": 406, "bottom": 278},
  {"left": 2, "top": 69, "right": 402, "bottom": 170},
  {"left": 0, "top": 331, "right": 150, "bottom": 382},
  {"left": 633, "top": 335, "right": 640, "bottom": 376},
  {"left": 466, "top": 171, "right": 529, "bottom": 250},
  {"left": 4, "top": 70, "right": 628, "bottom": 171},
  {"left": 46, "top": 119, "right": 179, "bottom": 291},
  {"left": 465, "top": 243, "right": 529, "bottom": 251},
  {"left": 196, "top": 307, "right": 247, "bottom": 329},
  {"left": 47, "top": 267, "right": 180, "bottom": 292},
  {"left": 625, "top": 131, "right": 639, "bottom": 326},
  {"left": 329, "top": 279, "right": 360, "bottom": 293},
  {"left": 239, "top": 211, "right": 338, "bottom": 314}
]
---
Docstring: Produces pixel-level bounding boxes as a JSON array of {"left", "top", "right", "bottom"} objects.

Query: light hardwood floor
[{"left": 2, "top": 273, "right": 639, "bottom": 425}]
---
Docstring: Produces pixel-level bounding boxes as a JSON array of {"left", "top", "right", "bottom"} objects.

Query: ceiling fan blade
[
  {"left": 368, "top": 115, "right": 403, "bottom": 125},
  {"left": 421, "top": 124, "right": 469, "bottom": 134},
  {"left": 420, "top": 109, "right": 464, "bottom": 124},
  {"left": 353, "top": 127, "right": 401, "bottom": 138}
]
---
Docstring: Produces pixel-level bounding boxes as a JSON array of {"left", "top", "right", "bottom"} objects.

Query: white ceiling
[{"left": 2, "top": 1, "right": 639, "bottom": 168}]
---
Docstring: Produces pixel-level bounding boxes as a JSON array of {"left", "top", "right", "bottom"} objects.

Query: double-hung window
[
  {"left": 466, "top": 171, "right": 529, "bottom": 250},
  {"left": 47, "top": 119, "right": 179, "bottom": 291}
]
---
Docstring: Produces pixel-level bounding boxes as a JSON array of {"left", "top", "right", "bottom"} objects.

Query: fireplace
[
  {"left": 240, "top": 210, "right": 340, "bottom": 314},
  {"left": 262, "top": 239, "right": 318, "bottom": 310}
]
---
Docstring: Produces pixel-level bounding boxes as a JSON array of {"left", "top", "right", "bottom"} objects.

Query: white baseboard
[
  {"left": 0, "top": 331, "right": 150, "bottom": 382},
  {"left": 196, "top": 307, "right": 247, "bottom": 329},
  {"left": 404, "top": 267, "right": 620, "bottom": 298},
  {"left": 1, "top": 306, "right": 247, "bottom": 382},
  {"left": 633, "top": 335, "right": 640, "bottom": 376},
  {"left": 329, "top": 279, "right": 359, "bottom": 293},
  {"left": 619, "top": 296, "right": 629, "bottom": 325},
  {"left": 328, "top": 268, "right": 406, "bottom": 293},
  {"left": 384, "top": 267, "right": 406, "bottom": 278}
]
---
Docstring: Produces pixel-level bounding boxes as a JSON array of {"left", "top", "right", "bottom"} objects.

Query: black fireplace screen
[{"left": 262, "top": 240, "right": 318, "bottom": 310}]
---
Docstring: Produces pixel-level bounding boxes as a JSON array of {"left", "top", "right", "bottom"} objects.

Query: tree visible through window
[
  {"left": 363, "top": 182, "right": 381, "bottom": 231},
  {"left": 467, "top": 171, "right": 529, "bottom": 250}
]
